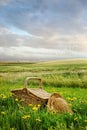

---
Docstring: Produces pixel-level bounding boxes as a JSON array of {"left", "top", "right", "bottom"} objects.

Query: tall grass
[
  {"left": 0, "top": 60, "right": 87, "bottom": 129},
  {"left": 0, "top": 93, "right": 87, "bottom": 130},
  {"left": 0, "top": 60, "right": 87, "bottom": 89}
]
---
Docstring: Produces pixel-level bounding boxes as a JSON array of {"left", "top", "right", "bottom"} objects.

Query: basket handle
[{"left": 24, "top": 77, "right": 43, "bottom": 89}]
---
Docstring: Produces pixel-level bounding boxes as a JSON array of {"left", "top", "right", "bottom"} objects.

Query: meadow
[{"left": 0, "top": 59, "right": 87, "bottom": 130}]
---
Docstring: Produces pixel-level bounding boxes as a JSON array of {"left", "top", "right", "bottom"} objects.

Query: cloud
[
  {"left": 0, "top": 25, "right": 11, "bottom": 34},
  {"left": 0, "top": 46, "right": 87, "bottom": 61},
  {"left": 0, "top": 0, "right": 84, "bottom": 35},
  {"left": 0, "top": 0, "right": 87, "bottom": 61},
  {"left": 0, "top": 25, "right": 44, "bottom": 47},
  {"left": 0, "top": 0, "right": 12, "bottom": 6},
  {"left": 0, "top": 25, "right": 87, "bottom": 54},
  {"left": 0, "top": 0, "right": 86, "bottom": 43}
]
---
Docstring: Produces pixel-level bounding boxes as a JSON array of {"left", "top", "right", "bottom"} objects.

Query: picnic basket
[{"left": 11, "top": 77, "right": 50, "bottom": 106}]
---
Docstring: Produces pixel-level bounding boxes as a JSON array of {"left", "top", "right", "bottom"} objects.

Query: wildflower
[
  {"left": 1, "top": 111, "right": 6, "bottom": 115},
  {"left": 3, "top": 95, "right": 7, "bottom": 99},
  {"left": 28, "top": 104, "right": 33, "bottom": 107},
  {"left": 0, "top": 94, "right": 4, "bottom": 97},
  {"left": 84, "top": 120, "right": 87, "bottom": 123},
  {"left": 37, "top": 104, "right": 41, "bottom": 107},
  {"left": 11, "top": 128, "right": 15, "bottom": 130},
  {"left": 36, "top": 118, "right": 41, "bottom": 122},
  {"left": 59, "top": 92, "right": 63, "bottom": 95},
  {"left": 0, "top": 94, "right": 7, "bottom": 99},
  {"left": 66, "top": 97, "right": 71, "bottom": 101},
  {"left": 32, "top": 106, "right": 38, "bottom": 111},
  {"left": 22, "top": 115, "right": 30, "bottom": 119},
  {"left": 15, "top": 98, "right": 18, "bottom": 101},
  {"left": 37, "top": 104, "right": 41, "bottom": 109},
  {"left": 68, "top": 103, "right": 72, "bottom": 107},
  {"left": 73, "top": 97, "right": 77, "bottom": 100},
  {"left": 70, "top": 98, "right": 74, "bottom": 101}
]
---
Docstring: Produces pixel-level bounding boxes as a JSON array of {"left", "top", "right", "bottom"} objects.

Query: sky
[{"left": 0, "top": 0, "right": 87, "bottom": 61}]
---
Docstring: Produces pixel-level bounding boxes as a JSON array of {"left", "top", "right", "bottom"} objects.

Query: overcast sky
[{"left": 0, "top": 0, "right": 87, "bottom": 61}]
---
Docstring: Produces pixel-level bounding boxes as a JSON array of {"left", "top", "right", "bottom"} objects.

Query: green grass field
[{"left": 0, "top": 59, "right": 87, "bottom": 130}]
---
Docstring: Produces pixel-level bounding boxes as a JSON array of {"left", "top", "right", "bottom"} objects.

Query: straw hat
[{"left": 47, "top": 93, "right": 73, "bottom": 114}]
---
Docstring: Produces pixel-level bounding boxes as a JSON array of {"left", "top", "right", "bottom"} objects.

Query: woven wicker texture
[{"left": 11, "top": 77, "right": 50, "bottom": 106}]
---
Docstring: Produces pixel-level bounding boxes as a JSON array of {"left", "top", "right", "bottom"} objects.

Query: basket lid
[{"left": 27, "top": 88, "right": 50, "bottom": 99}]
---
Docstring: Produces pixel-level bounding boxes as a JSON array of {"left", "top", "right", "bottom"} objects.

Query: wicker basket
[{"left": 11, "top": 77, "right": 50, "bottom": 106}]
